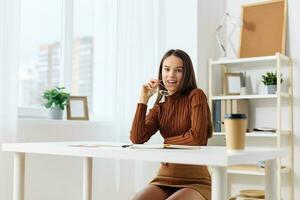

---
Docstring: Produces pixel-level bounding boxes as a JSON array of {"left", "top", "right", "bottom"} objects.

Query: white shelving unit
[
  {"left": 208, "top": 53, "right": 294, "bottom": 200},
  {"left": 211, "top": 93, "right": 290, "bottom": 100},
  {"left": 213, "top": 131, "right": 290, "bottom": 137},
  {"left": 227, "top": 164, "right": 290, "bottom": 176}
]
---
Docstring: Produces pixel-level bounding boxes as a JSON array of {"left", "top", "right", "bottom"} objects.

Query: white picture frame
[{"left": 224, "top": 72, "right": 242, "bottom": 95}]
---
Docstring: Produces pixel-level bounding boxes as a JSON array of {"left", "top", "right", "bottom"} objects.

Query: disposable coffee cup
[{"left": 224, "top": 114, "right": 247, "bottom": 151}]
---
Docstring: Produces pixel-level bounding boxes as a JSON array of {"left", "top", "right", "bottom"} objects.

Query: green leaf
[
  {"left": 42, "top": 86, "right": 70, "bottom": 109},
  {"left": 261, "top": 72, "right": 283, "bottom": 86}
]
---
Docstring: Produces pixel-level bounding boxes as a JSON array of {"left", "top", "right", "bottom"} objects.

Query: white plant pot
[
  {"left": 49, "top": 106, "right": 63, "bottom": 120},
  {"left": 267, "top": 85, "right": 277, "bottom": 94}
]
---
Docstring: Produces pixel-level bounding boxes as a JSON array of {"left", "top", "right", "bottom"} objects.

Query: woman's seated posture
[{"left": 130, "top": 49, "right": 213, "bottom": 200}]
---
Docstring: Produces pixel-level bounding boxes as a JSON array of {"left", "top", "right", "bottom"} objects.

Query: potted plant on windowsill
[
  {"left": 261, "top": 72, "right": 283, "bottom": 94},
  {"left": 42, "top": 87, "right": 70, "bottom": 120}
]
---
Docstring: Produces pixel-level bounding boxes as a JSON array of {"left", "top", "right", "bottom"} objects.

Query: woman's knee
[
  {"left": 166, "top": 188, "right": 207, "bottom": 200},
  {"left": 132, "top": 185, "right": 172, "bottom": 200}
]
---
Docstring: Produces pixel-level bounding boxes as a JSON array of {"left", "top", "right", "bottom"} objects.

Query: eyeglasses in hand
[{"left": 158, "top": 80, "right": 169, "bottom": 97}]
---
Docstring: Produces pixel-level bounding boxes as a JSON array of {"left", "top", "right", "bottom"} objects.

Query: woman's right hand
[{"left": 139, "top": 79, "right": 159, "bottom": 104}]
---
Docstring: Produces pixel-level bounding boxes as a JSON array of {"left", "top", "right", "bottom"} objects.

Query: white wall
[
  {"left": 197, "top": 0, "right": 225, "bottom": 92},
  {"left": 0, "top": 0, "right": 20, "bottom": 200},
  {"left": 161, "top": 0, "right": 199, "bottom": 74},
  {"left": 161, "top": 0, "right": 225, "bottom": 92},
  {"left": 225, "top": 0, "right": 300, "bottom": 199}
]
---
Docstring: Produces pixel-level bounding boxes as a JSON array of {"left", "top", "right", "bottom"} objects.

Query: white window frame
[{"left": 18, "top": 0, "right": 74, "bottom": 119}]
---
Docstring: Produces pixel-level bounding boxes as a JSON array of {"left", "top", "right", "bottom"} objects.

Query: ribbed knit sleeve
[
  {"left": 164, "top": 89, "right": 209, "bottom": 145},
  {"left": 130, "top": 103, "right": 159, "bottom": 144}
]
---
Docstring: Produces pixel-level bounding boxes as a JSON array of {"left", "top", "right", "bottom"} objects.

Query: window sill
[
  {"left": 18, "top": 107, "right": 113, "bottom": 124},
  {"left": 17, "top": 118, "right": 111, "bottom": 126}
]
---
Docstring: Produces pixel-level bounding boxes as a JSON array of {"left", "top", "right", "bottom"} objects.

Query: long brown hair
[
  {"left": 155, "top": 49, "right": 213, "bottom": 138},
  {"left": 155, "top": 49, "right": 197, "bottom": 103}
]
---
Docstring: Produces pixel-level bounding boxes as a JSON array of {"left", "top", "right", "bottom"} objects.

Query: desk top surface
[{"left": 2, "top": 141, "right": 287, "bottom": 166}]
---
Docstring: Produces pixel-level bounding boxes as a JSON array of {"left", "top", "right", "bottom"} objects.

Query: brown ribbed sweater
[{"left": 130, "top": 88, "right": 212, "bottom": 199}]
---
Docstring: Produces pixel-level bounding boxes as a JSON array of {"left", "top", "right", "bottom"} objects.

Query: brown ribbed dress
[{"left": 130, "top": 88, "right": 212, "bottom": 200}]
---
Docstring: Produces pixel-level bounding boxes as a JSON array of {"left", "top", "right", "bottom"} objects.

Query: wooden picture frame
[
  {"left": 239, "top": 0, "right": 286, "bottom": 58},
  {"left": 224, "top": 73, "right": 242, "bottom": 95},
  {"left": 66, "top": 96, "right": 89, "bottom": 120}
]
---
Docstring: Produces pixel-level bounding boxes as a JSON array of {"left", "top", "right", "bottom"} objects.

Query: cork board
[{"left": 239, "top": 0, "right": 286, "bottom": 58}]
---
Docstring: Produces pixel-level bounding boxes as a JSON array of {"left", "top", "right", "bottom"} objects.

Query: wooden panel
[{"left": 239, "top": 0, "right": 286, "bottom": 58}]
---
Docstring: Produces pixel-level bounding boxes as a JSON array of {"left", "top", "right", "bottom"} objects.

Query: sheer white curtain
[
  {"left": 0, "top": 0, "right": 20, "bottom": 199},
  {"left": 93, "top": 0, "right": 166, "bottom": 198}
]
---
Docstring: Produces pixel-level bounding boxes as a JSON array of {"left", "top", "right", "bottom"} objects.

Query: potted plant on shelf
[
  {"left": 42, "top": 87, "right": 70, "bottom": 120},
  {"left": 261, "top": 72, "right": 283, "bottom": 94}
]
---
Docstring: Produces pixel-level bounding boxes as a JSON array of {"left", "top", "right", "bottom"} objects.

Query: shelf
[
  {"left": 227, "top": 164, "right": 289, "bottom": 176},
  {"left": 210, "top": 53, "right": 289, "bottom": 67},
  {"left": 280, "top": 167, "right": 290, "bottom": 174},
  {"left": 214, "top": 132, "right": 276, "bottom": 137},
  {"left": 280, "top": 130, "right": 292, "bottom": 135},
  {"left": 228, "top": 165, "right": 265, "bottom": 176},
  {"left": 211, "top": 93, "right": 290, "bottom": 100},
  {"left": 211, "top": 94, "right": 276, "bottom": 100},
  {"left": 208, "top": 53, "right": 293, "bottom": 196},
  {"left": 213, "top": 131, "right": 290, "bottom": 137}
]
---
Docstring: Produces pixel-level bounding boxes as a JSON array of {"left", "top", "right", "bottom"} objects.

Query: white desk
[{"left": 2, "top": 141, "right": 287, "bottom": 200}]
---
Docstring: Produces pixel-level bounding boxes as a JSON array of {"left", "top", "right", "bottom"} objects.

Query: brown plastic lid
[{"left": 224, "top": 114, "right": 247, "bottom": 119}]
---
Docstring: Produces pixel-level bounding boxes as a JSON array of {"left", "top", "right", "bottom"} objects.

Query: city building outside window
[{"left": 18, "top": 0, "right": 95, "bottom": 118}]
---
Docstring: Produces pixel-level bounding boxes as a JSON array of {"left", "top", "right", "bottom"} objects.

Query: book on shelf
[
  {"left": 229, "top": 196, "right": 264, "bottom": 200},
  {"left": 253, "top": 127, "right": 276, "bottom": 132},
  {"left": 228, "top": 189, "right": 264, "bottom": 200},
  {"left": 213, "top": 100, "right": 221, "bottom": 132},
  {"left": 212, "top": 99, "right": 249, "bottom": 132},
  {"left": 251, "top": 131, "right": 276, "bottom": 135}
]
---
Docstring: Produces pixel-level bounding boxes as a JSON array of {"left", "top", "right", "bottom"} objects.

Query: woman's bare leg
[
  {"left": 132, "top": 185, "right": 176, "bottom": 200},
  {"left": 166, "top": 188, "right": 207, "bottom": 200}
]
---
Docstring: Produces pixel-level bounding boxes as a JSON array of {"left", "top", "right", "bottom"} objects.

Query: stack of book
[
  {"left": 213, "top": 99, "right": 249, "bottom": 132},
  {"left": 228, "top": 189, "right": 264, "bottom": 200},
  {"left": 253, "top": 127, "right": 276, "bottom": 132}
]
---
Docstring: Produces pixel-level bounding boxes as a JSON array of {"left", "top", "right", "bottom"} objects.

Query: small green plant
[
  {"left": 42, "top": 87, "right": 70, "bottom": 110},
  {"left": 261, "top": 72, "right": 283, "bottom": 86}
]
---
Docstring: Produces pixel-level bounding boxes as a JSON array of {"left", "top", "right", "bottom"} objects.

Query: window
[
  {"left": 18, "top": 0, "right": 63, "bottom": 109},
  {"left": 18, "top": 0, "right": 99, "bottom": 118},
  {"left": 18, "top": 0, "right": 159, "bottom": 120},
  {"left": 72, "top": 0, "right": 94, "bottom": 113},
  {"left": 72, "top": 0, "right": 117, "bottom": 119}
]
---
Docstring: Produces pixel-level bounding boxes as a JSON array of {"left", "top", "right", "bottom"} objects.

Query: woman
[{"left": 130, "top": 49, "right": 212, "bottom": 200}]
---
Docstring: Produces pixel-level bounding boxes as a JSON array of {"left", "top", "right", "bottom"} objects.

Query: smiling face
[{"left": 161, "top": 55, "right": 184, "bottom": 95}]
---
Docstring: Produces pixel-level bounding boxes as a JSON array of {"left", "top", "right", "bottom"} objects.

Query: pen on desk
[{"left": 121, "top": 144, "right": 133, "bottom": 148}]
